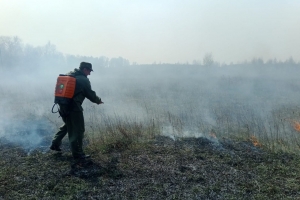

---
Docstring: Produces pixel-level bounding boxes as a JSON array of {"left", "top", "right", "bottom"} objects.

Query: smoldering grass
[
  {"left": 85, "top": 111, "right": 161, "bottom": 154},
  {"left": 81, "top": 98, "right": 300, "bottom": 155},
  {"left": 1, "top": 67, "right": 300, "bottom": 199}
]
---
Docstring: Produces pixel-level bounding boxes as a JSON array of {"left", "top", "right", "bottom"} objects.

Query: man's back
[{"left": 65, "top": 68, "right": 101, "bottom": 111}]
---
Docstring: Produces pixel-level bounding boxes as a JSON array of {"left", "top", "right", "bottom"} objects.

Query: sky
[{"left": 0, "top": 0, "right": 300, "bottom": 64}]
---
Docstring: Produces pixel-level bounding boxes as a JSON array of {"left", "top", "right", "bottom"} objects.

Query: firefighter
[{"left": 50, "top": 62, "right": 103, "bottom": 160}]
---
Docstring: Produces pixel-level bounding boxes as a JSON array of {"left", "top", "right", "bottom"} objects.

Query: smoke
[
  {"left": 161, "top": 126, "right": 218, "bottom": 142},
  {"left": 1, "top": 41, "right": 300, "bottom": 152},
  {"left": 0, "top": 68, "right": 57, "bottom": 152},
  {"left": 2, "top": 118, "right": 53, "bottom": 150}
]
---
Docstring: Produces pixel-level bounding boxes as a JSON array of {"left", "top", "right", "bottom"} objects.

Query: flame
[
  {"left": 293, "top": 121, "right": 300, "bottom": 132},
  {"left": 250, "top": 135, "right": 261, "bottom": 147}
]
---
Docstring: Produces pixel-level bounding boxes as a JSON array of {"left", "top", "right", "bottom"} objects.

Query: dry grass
[
  {"left": 0, "top": 135, "right": 299, "bottom": 199},
  {"left": 1, "top": 65, "right": 300, "bottom": 199}
]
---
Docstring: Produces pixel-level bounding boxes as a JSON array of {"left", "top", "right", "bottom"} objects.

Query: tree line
[
  {"left": 0, "top": 36, "right": 130, "bottom": 69},
  {"left": 0, "top": 36, "right": 299, "bottom": 69}
]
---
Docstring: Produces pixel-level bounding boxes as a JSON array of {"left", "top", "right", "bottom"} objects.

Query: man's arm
[{"left": 83, "top": 79, "right": 103, "bottom": 104}]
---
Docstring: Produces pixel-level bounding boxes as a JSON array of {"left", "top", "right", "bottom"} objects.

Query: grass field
[{"left": 1, "top": 64, "right": 300, "bottom": 199}]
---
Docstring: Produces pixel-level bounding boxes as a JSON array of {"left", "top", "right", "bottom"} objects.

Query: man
[{"left": 50, "top": 62, "right": 103, "bottom": 160}]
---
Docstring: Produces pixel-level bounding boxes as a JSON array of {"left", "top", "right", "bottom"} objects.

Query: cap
[{"left": 79, "top": 62, "right": 93, "bottom": 71}]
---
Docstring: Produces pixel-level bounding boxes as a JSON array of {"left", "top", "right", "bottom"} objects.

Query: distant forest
[{"left": 0, "top": 36, "right": 299, "bottom": 69}]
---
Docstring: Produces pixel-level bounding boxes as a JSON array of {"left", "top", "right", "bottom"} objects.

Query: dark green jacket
[{"left": 64, "top": 68, "right": 101, "bottom": 112}]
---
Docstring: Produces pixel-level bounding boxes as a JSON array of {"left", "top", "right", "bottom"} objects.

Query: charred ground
[{"left": 0, "top": 136, "right": 299, "bottom": 199}]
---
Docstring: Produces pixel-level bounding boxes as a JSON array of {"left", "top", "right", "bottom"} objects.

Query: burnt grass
[{"left": 0, "top": 136, "right": 300, "bottom": 200}]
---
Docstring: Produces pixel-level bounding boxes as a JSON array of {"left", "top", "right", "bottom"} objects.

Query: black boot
[{"left": 50, "top": 144, "right": 62, "bottom": 151}]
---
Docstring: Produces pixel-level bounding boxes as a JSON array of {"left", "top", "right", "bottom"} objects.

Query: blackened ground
[{"left": 0, "top": 136, "right": 299, "bottom": 199}]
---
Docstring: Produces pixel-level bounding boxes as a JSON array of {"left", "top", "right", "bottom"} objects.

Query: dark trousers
[{"left": 52, "top": 111, "right": 85, "bottom": 158}]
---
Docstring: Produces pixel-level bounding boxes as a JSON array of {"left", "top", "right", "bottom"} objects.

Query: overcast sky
[{"left": 1, "top": 0, "right": 299, "bottom": 64}]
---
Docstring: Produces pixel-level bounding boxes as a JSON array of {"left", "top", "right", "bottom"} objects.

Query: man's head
[{"left": 79, "top": 62, "right": 93, "bottom": 76}]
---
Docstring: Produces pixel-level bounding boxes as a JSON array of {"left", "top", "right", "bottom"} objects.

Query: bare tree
[{"left": 203, "top": 53, "right": 214, "bottom": 66}]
